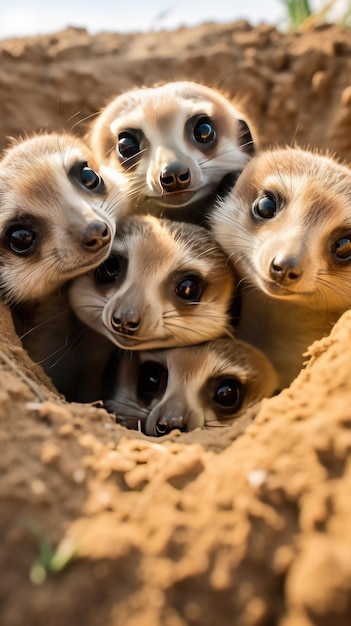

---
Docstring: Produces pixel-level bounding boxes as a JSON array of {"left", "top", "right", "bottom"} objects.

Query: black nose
[
  {"left": 82, "top": 220, "right": 111, "bottom": 252},
  {"left": 155, "top": 414, "right": 185, "bottom": 436},
  {"left": 111, "top": 311, "right": 141, "bottom": 335},
  {"left": 159, "top": 161, "right": 191, "bottom": 192},
  {"left": 269, "top": 256, "right": 303, "bottom": 285}
]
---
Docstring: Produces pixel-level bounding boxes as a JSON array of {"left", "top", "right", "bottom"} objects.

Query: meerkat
[
  {"left": 103, "top": 337, "right": 278, "bottom": 435},
  {"left": 69, "top": 214, "right": 237, "bottom": 352},
  {"left": 87, "top": 81, "right": 256, "bottom": 223},
  {"left": 0, "top": 132, "right": 129, "bottom": 305},
  {"left": 210, "top": 146, "right": 351, "bottom": 388},
  {"left": 0, "top": 132, "right": 129, "bottom": 399}
]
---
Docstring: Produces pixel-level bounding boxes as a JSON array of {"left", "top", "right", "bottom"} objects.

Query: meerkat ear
[{"left": 237, "top": 119, "right": 255, "bottom": 157}]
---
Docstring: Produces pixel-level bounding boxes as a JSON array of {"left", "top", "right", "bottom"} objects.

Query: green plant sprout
[
  {"left": 283, "top": 0, "right": 312, "bottom": 28},
  {"left": 18, "top": 517, "right": 77, "bottom": 585},
  {"left": 281, "top": 0, "right": 351, "bottom": 29}
]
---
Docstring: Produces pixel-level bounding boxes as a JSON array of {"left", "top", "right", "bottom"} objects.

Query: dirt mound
[{"left": 1, "top": 21, "right": 351, "bottom": 626}]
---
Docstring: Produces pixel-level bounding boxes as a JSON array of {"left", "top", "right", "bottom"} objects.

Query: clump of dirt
[{"left": 1, "top": 20, "right": 351, "bottom": 626}]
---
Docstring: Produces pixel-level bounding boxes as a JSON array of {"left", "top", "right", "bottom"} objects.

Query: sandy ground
[{"left": 1, "top": 20, "right": 351, "bottom": 626}]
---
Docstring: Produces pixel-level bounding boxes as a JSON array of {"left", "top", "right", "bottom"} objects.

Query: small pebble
[{"left": 247, "top": 469, "right": 267, "bottom": 488}]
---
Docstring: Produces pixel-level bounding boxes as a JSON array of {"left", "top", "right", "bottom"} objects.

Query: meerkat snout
[
  {"left": 81, "top": 219, "right": 112, "bottom": 251},
  {"left": 111, "top": 308, "right": 141, "bottom": 335},
  {"left": 153, "top": 407, "right": 186, "bottom": 436},
  {"left": 159, "top": 161, "right": 192, "bottom": 192},
  {"left": 269, "top": 255, "right": 304, "bottom": 285}
]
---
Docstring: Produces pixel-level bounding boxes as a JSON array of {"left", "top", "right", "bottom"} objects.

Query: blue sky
[{"left": 0, "top": 0, "right": 345, "bottom": 39}]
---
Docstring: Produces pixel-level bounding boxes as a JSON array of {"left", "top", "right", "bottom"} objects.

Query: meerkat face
[
  {"left": 0, "top": 133, "right": 129, "bottom": 305},
  {"left": 211, "top": 148, "right": 351, "bottom": 310},
  {"left": 103, "top": 337, "right": 278, "bottom": 435},
  {"left": 88, "top": 81, "right": 255, "bottom": 214},
  {"left": 69, "top": 214, "right": 236, "bottom": 350}
]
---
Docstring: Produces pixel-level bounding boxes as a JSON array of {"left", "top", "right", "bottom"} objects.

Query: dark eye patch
[
  {"left": 5, "top": 226, "right": 36, "bottom": 255},
  {"left": 175, "top": 275, "right": 203, "bottom": 302},
  {"left": 203, "top": 375, "right": 244, "bottom": 420},
  {"left": 331, "top": 236, "right": 351, "bottom": 262},
  {"left": 213, "top": 377, "right": 243, "bottom": 410},
  {"left": 69, "top": 161, "right": 105, "bottom": 193},
  {"left": 193, "top": 116, "right": 216, "bottom": 144},
  {"left": 187, "top": 114, "right": 217, "bottom": 149},
  {"left": 94, "top": 253, "right": 126, "bottom": 284},
  {"left": 117, "top": 130, "right": 141, "bottom": 160},
  {"left": 3, "top": 215, "right": 44, "bottom": 257},
  {"left": 252, "top": 192, "right": 277, "bottom": 220},
  {"left": 137, "top": 361, "right": 168, "bottom": 400}
]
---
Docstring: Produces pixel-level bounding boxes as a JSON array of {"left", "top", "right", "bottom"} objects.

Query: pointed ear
[{"left": 238, "top": 119, "right": 255, "bottom": 157}]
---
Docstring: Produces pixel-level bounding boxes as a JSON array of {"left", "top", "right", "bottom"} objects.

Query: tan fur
[
  {"left": 0, "top": 132, "right": 129, "bottom": 305},
  {"left": 103, "top": 337, "right": 278, "bottom": 435},
  {"left": 87, "top": 81, "right": 256, "bottom": 221},
  {"left": 69, "top": 214, "right": 237, "bottom": 350},
  {"left": 211, "top": 147, "right": 351, "bottom": 388}
]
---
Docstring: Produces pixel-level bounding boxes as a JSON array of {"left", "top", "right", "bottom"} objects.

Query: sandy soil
[{"left": 1, "top": 20, "right": 351, "bottom": 626}]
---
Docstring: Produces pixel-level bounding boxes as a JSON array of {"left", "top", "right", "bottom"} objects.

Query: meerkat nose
[{"left": 82, "top": 220, "right": 111, "bottom": 251}]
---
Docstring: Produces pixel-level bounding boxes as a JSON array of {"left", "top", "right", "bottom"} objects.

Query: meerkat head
[
  {"left": 103, "top": 337, "right": 278, "bottom": 435},
  {"left": 69, "top": 214, "right": 237, "bottom": 350},
  {"left": 88, "top": 81, "right": 256, "bottom": 218},
  {"left": 211, "top": 147, "right": 351, "bottom": 310},
  {"left": 0, "top": 132, "right": 129, "bottom": 305}
]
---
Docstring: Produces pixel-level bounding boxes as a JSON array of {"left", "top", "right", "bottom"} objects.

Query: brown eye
[
  {"left": 175, "top": 276, "right": 203, "bottom": 302},
  {"left": 117, "top": 131, "right": 140, "bottom": 160},
  {"left": 137, "top": 361, "right": 167, "bottom": 399},
  {"left": 214, "top": 378, "right": 243, "bottom": 410},
  {"left": 6, "top": 226, "right": 36, "bottom": 255},
  {"left": 193, "top": 116, "right": 216, "bottom": 144},
  {"left": 252, "top": 193, "right": 277, "bottom": 220},
  {"left": 332, "top": 237, "right": 351, "bottom": 262}
]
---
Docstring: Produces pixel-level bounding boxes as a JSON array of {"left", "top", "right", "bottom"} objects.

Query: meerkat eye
[
  {"left": 193, "top": 116, "right": 216, "bottom": 145},
  {"left": 175, "top": 276, "right": 203, "bottom": 302},
  {"left": 5, "top": 226, "right": 37, "bottom": 255},
  {"left": 94, "top": 253, "right": 125, "bottom": 284},
  {"left": 252, "top": 193, "right": 277, "bottom": 220},
  {"left": 331, "top": 236, "right": 351, "bottom": 262},
  {"left": 137, "top": 361, "right": 167, "bottom": 399},
  {"left": 80, "top": 165, "right": 103, "bottom": 189},
  {"left": 213, "top": 378, "right": 243, "bottom": 410},
  {"left": 70, "top": 161, "right": 105, "bottom": 192},
  {"left": 117, "top": 131, "right": 141, "bottom": 160}
]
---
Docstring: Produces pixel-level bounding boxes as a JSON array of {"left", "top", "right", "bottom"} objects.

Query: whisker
[
  {"left": 163, "top": 320, "right": 218, "bottom": 340},
  {"left": 69, "top": 110, "right": 100, "bottom": 132},
  {"left": 71, "top": 295, "right": 106, "bottom": 309},
  {"left": 316, "top": 274, "right": 351, "bottom": 309},
  {"left": 47, "top": 328, "right": 87, "bottom": 370},
  {"left": 198, "top": 144, "right": 251, "bottom": 168},
  {"left": 110, "top": 398, "right": 149, "bottom": 416},
  {"left": 19, "top": 308, "right": 72, "bottom": 341}
]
